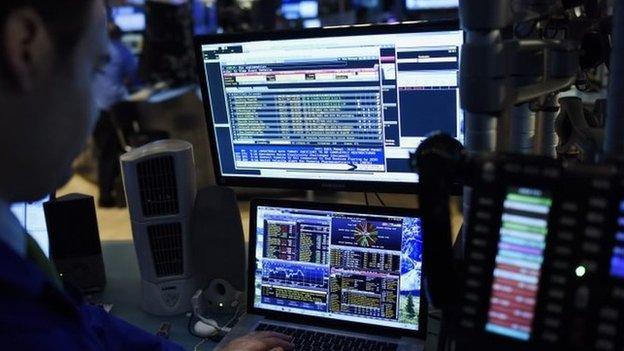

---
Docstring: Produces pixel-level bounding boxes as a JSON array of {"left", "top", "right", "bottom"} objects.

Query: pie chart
[{"left": 354, "top": 221, "right": 378, "bottom": 247}]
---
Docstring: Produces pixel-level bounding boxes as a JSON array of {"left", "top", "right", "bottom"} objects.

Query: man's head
[
  {"left": 109, "top": 23, "right": 123, "bottom": 41},
  {"left": 0, "top": 0, "right": 109, "bottom": 203}
]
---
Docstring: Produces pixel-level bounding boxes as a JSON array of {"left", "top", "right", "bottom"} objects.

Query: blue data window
[{"left": 200, "top": 30, "right": 464, "bottom": 185}]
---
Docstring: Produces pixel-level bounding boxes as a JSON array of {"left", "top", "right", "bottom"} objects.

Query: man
[
  {"left": 93, "top": 23, "right": 139, "bottom": 207},
  {"left": 0, "top": 1, "right": 293, "bottom": 350}
]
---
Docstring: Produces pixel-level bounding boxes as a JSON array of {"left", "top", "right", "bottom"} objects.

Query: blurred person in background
[{"left": 93, "top": 23, "right": 138, "bottom": 207}]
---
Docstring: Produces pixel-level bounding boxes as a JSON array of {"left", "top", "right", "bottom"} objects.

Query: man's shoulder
[
  {"left": 0, "top": 242, "right": 102, "bottom": 350},
  {"left": 0, "top": 244, "right": 185, "bottom": 351},
  {"left": 0, "top": 240, "right": 80, "bottom": 318},
  {"left": 0, "top": 306, "right": 100, "bottom": 351},
  {"left": 0, "top": 241, "right": 50, "bottom": 295}
]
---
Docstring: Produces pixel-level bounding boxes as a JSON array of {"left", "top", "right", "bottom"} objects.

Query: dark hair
[
  {"left": 0, "top": 1, "right": 95, "bottom": 55},
  {"left": 109, "top": 24, "right": 123, "bottom": 41}
]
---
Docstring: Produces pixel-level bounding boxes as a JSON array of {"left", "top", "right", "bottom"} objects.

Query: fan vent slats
[
  {"left": 147, "top": 222, "right": 184, "bottom": 277},
  {"left": 137, "top": 156, "right": 179, "bottom": 217}
]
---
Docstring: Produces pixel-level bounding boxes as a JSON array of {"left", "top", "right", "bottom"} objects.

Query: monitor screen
[
  {"left": 251, "top": 203, "right": 424, "bottom": 332},
  {"left": 485, "top": 187, "right": 552, "bottom": 341},
  {"left": 610, "top": 200, "right": 624, "bottom": 278},
  {"left": 112, "top": 6, "right": 146, "bottom": 32},
  {"left": 10, "top": 196, "right": 50, "bottom": 257},
  {"left": 302, "top": 18, "right": 322, "bottom": 28},
  {"left": 198, "top": 25, "right": 464, "bottom": 191},
  {"left": 281, "top": 0, "right": 319, "bottom": 20},
  {"left": 405, "top": 0, "right": 458, "bottom": 10}
]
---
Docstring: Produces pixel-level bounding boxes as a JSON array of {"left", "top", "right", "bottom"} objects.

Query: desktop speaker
[
  {"left": 120, "top": 139, "right": 199, "bottom": 316},
  {"left": 191, "top": 186, "right": 246, "bottom": 298},
  {"left": 43, "top": 194, "right": 106, "bottom": 293}
]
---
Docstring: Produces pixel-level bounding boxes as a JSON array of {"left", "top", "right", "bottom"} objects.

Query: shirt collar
[{"left": 0, "top": 198, "right": 27, "bottom": 257}]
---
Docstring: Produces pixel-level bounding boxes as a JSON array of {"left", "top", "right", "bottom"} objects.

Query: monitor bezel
[
  {"left": 247, "top": 198, "right": 427, "bottom": 339},
  {"left": 194, "top": 20, "right": 462, "bottom": 194}
]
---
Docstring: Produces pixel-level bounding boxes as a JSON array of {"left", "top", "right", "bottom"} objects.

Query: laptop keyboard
[{"left": 255, "top": 323, "right": 399, "bottom": 351}]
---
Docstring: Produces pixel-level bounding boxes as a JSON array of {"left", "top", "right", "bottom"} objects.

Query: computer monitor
[
  {"left": 10, "top": 195, "right": 50, "bottom": 257},
  {"left": 249, "top": 200, "right": 426, "bottom": 335},
  {"left": 281, "top": 0, "right": 319, "bottom": 20},
  {"left": 405, "top": 0, "right": 458, "bottom": 10},
  {"left": 196, "top": 21, "right": 464, "bottom": 193},
  {"left": 111, "top": 6, "right": 146, "bottom": 33}
]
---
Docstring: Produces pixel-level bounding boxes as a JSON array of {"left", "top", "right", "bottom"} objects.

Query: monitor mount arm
[{"left": 460, "top": 0, "right": 584, "bottom": 155}]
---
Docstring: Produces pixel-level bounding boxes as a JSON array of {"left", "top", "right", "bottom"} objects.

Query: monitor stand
[{"left": 232, "top": 187, "right": 306, "bottom": 201}]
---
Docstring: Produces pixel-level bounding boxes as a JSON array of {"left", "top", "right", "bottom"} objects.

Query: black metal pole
[
  {"left": 604, "top": 0, "right": 624, "bottom": 157},
  {"left": 510, "top": 103, "right": 536, "bottom": 154},
  {"left": 534, "top": 94, "right": 559, "bottom": 157}
]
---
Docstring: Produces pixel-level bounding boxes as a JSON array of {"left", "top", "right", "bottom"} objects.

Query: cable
[
  {"left": 219, "top": 305, "right": 244, "bottom": 330},
  {"left": 193, "top": 338, "right": 208, "bottom": 351},
  {"left": 187, "top": 313, "right": 202, "bottom": 338},
  {"left": 187, "top": 312, "right": 226, "bottom": 343},
  {"left": 188, "top": 303, "right": 244, "bottom": 340},
  {"left": 374, "top": 193, "right": 386, "bottom": 207}
]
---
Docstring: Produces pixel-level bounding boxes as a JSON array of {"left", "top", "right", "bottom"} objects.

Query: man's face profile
[{"left": 0, "top": 0, "right": 109, "bottom": 202}]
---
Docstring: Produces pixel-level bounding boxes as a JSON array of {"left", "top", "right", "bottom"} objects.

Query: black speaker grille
[
  {"left": 147, "top": 222, "right": 184, "bottom": 277},
  {"left": 137, "top": 155, "right": 179, "bottom": 217}
]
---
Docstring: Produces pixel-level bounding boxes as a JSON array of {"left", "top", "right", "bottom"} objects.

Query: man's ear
[{"left": 1, "top": 7, "right": 53, "bottom": 92}]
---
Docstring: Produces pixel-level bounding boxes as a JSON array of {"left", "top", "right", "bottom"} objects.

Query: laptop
[{"left": 218, "top": 199, "right": 426, "bottom": 350}]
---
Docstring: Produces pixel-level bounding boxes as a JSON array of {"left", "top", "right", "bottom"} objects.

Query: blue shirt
[
  {"left": 94, "top": 40, "right": 139, "bottom": 110},
  {"left": 0, "top": 199, "right": 184, "bottom": 351}
]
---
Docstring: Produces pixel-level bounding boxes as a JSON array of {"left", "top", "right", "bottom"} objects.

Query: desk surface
[
  {"left": 100, "top": 241, "right": 218, "bottom": 351},
  {"left": 85, "top": 189, "right": 461, "bottom": 351}
]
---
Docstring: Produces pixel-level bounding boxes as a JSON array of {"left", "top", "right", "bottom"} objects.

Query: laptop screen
[
  {"left": 10, "top": 195, "right": 50, "bottom": 257},
  {"left": 251, "top": 203, "right": 423, "bottom": 332}
]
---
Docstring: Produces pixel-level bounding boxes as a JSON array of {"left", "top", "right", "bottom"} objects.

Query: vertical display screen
[
  {"left": 485, "top": 187, "right": 552, "bottom": 341},
  {"left": 610, "top": 200, "right": 624, "bottom": 278}
]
